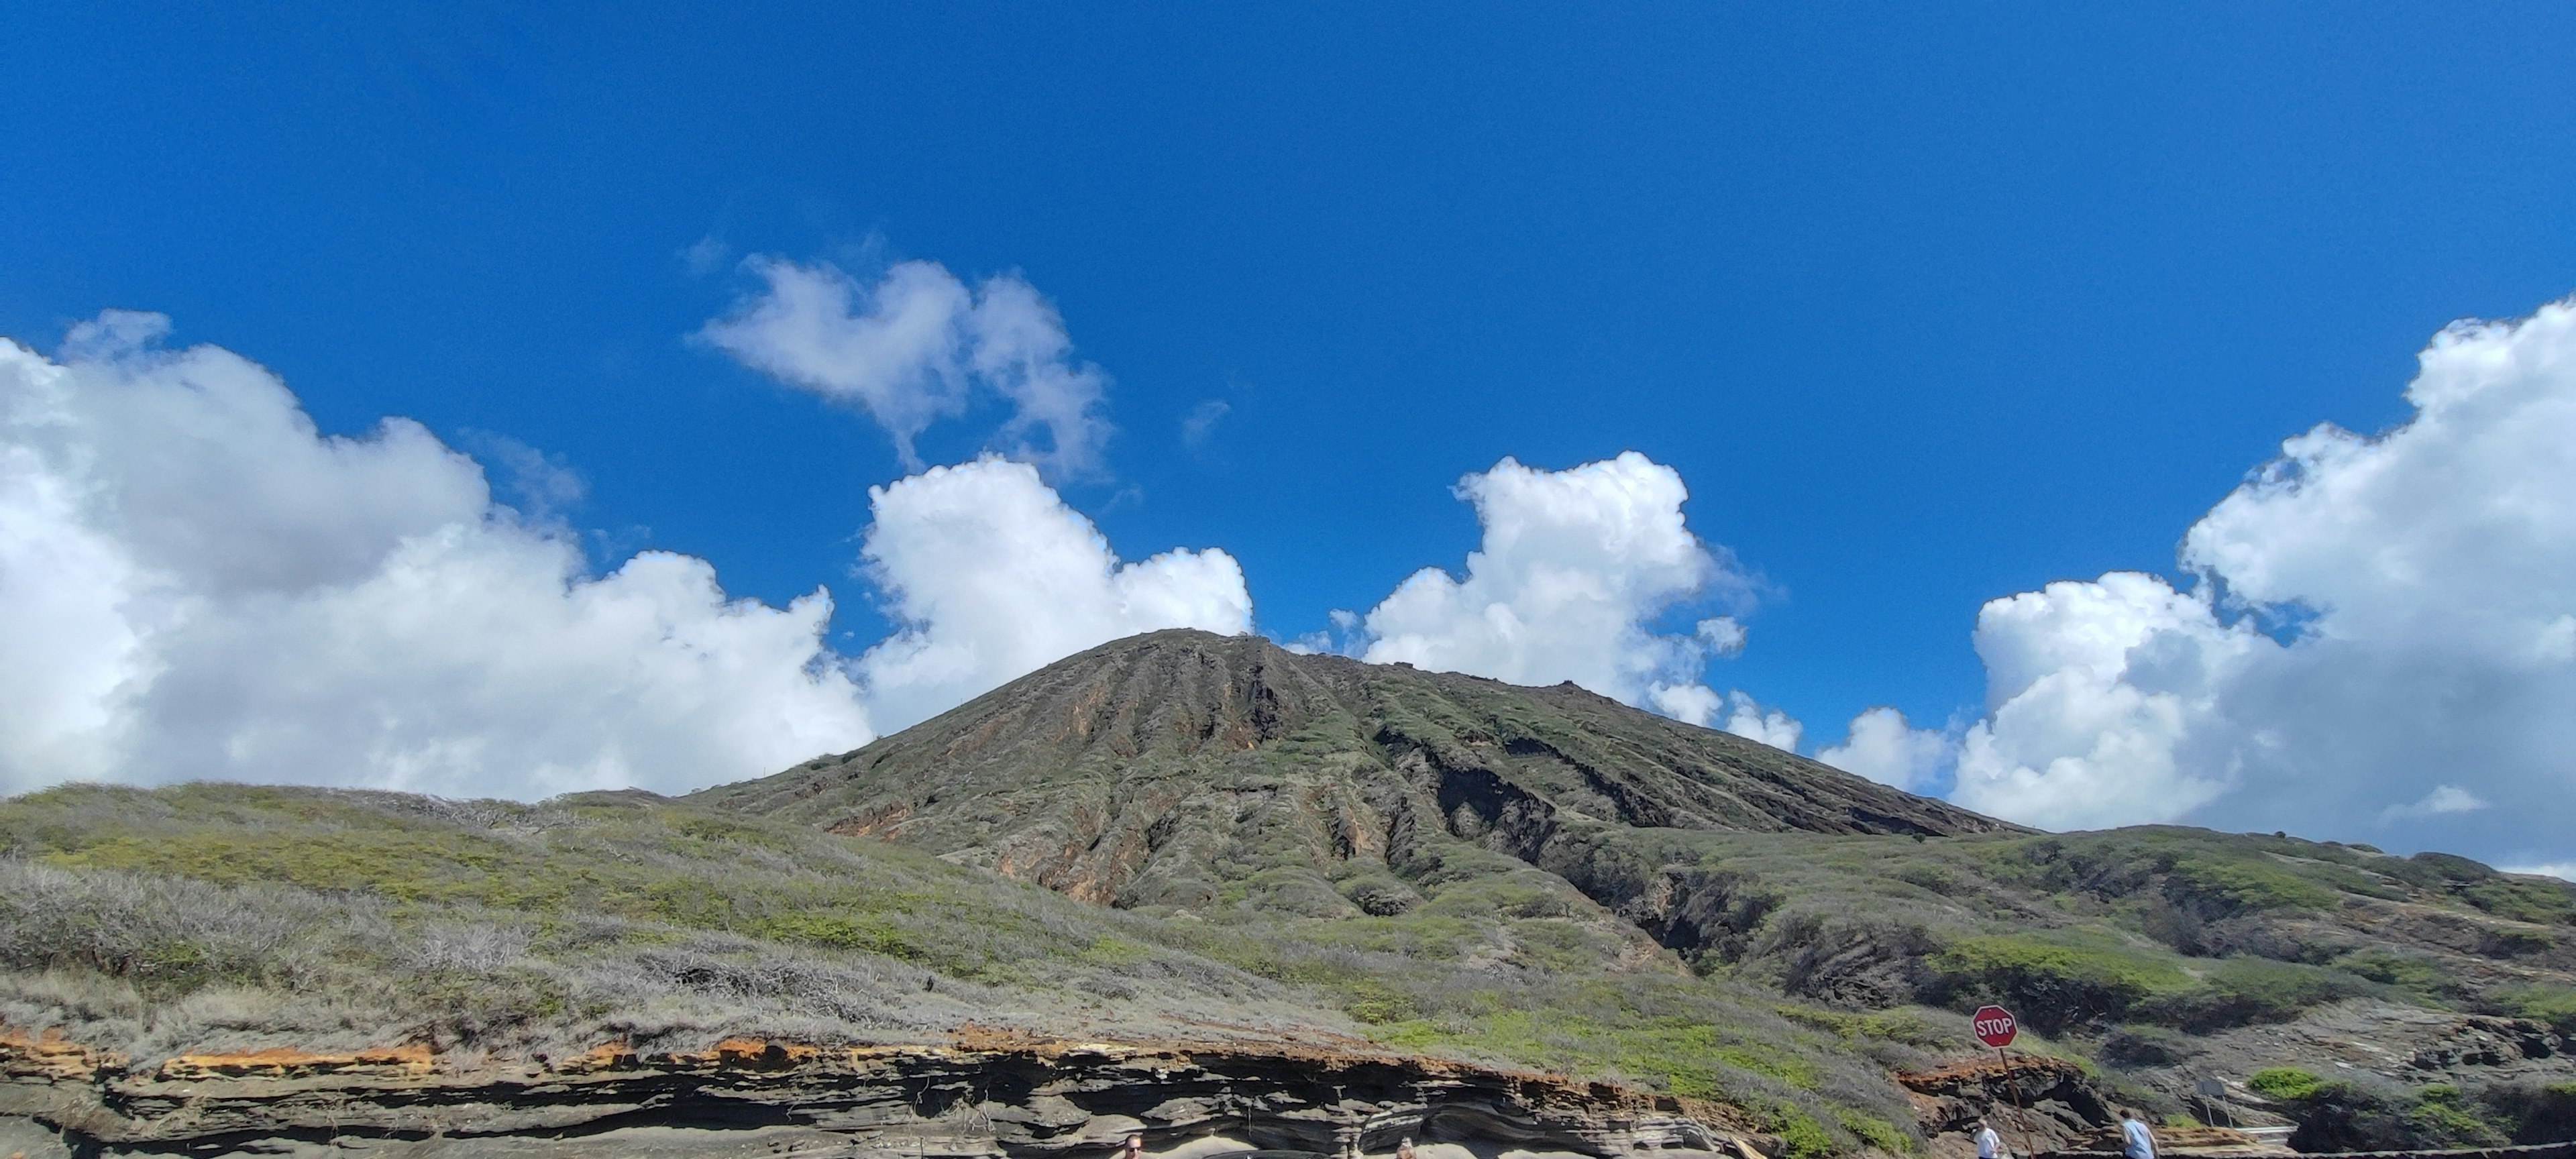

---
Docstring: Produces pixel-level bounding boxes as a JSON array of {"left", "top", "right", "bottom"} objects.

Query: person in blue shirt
[{"left": 2121, "top": 1109, "right": 2157, "bottom": 1159}]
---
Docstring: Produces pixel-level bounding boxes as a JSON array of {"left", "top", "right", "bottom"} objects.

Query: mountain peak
[{"left": 698, "top": 629, "right": 2013, "bottom": 917}]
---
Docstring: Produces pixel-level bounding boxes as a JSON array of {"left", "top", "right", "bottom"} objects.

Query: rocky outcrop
[
  {"left": 1897, "top": 1056, "right": 2114, "bottom": 1156},
  {"left": 1, "top": 1025, "right": 1764, "bottom": 1159}
]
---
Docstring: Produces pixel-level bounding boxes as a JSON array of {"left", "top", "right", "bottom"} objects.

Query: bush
[
  {"left": 2459, "top": 879, "right": 2576, "bottom": 926},
  {"left": 1927, "top": 935, "right": 2186, "bottom": 1031},
  {"left": 2479, "top": 1081, "right": 2576, "bottom": 1144},
  {"left": 2136, "top": 958, "right": 2369, "bottom": 1032},
  {"left": 2487, "top": 985, "right": 2576, "bottom": 1033},
  {"left": 1763, "top": 1101, "right": 1840, "bottom": 1159},
  {"left": 2406, "top": 1084, "right": 2510, "bottom": 1150},
  {"left": 2161, "top": 857, "right": 2340, "bottom": 916},
  {"left": 1837, "top": 1109, "right": 1913, "bottom": 1155},
  {"left": 2247, "top": 1068, "right": 2324, "bottom": 1101},
  {"left": 2336, "top": 947, "right": 2470, "bottom": 1004},
  {"left": 2395, "top": 851, "right": 2496, "bottom": 885},
  {"left": 2259, "top": 1075, "right": 2512, "bottom": 1152}
]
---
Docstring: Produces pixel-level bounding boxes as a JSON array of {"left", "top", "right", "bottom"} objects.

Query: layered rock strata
[{"left": 1, "top": 1026, "right": 1759, "bottom": 1159}]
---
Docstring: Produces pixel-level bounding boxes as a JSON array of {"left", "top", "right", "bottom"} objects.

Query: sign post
[{"left": 1971, "top": 1006, "right": 2032, "bottom": 1159}]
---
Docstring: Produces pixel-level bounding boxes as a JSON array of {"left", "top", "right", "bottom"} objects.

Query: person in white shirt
[
  {"left": 2121, "top": 1110, "right": 2157, "bottom": 1159},
  {"left": 1974, "top": 1119, "right": 2006, "bottom": 1159}
]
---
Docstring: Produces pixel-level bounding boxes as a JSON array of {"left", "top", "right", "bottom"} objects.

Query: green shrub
[
  {"left": 2459, "top": 879, "right": 2576, "bottom": 926},
  {"left": 2488, "top": 985, "right": 2576, "bottom": 1033},
  {"left": 1773, "top": 1004, "right": 1943, "bottom": 1047},
  {"left": 2479, "top": 1080, "right": 2576, "bottom": 1145},
  {"left": 2398, "top": 851, "right": 2496, "bottom": 885},
  {"left": 1713, "top": 1044, "right": 1821, "bottom": 1089},
  {"left": 2479, "top": 927, "right": 2557, "bottom": 957},
  {"left": 2138, "top": 958, "right": 2368, "bottom": 1031},
  {"left": 1342, "top": 981, "right": 1419, "bottom": 1025},
  {"left": 748, "top": 913, "right": 920, "bottom": 960},
  {"left": 2163, "top": 857, "right": 2340, "bottom": 915},
  {"left": 2406, "top": 1085, "right": 2509, "bottom": 1149},
  {"left": 2335, "top": 948, "right": 2468, "bottom": 1003},
  {"left": 1763, "top": 1102, "right": 1839, "bottom": 1159},
  {"left": 1837, "top": 1109, "right": 1913, "bottom": 1154},
  {"left": 2261, "top": 1077, "right": 2512, "bottom": 1152},
  {"left": 2247, "top": 1068, "right": 2323, "bottom": 1101},
  {"left": 1929, "top": 935, "right": 2186, "bottom": 1030}
]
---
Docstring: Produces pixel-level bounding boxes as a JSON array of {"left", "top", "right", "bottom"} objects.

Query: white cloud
[
  {"left": 1818, "top": 707, "right": 1949, "bottom": 791},
  {"left": 2379, "top": 784, "right": 2489, "bottom": 823},
  {"left": 1695, "top": 616, "right": 1748, "bottom": 657},
  {"left": 853, "top": 455, "right": 1254, "bottom": 732},
  {"left": 1951, "top": 297, "right": 2576, "bottom": 861},
  {"left": 0, "top": 313, "right": 873, "bottom": 798},
  {"left": 1354, "top": 453, "right": 1754, "bottom": 716},
  {"left": 2502, "top": 863, "right": 2576, "bottom": 883},
  {"left": 1648, "top": 684, "right": 1723, "bottom": 727},
  {"left": 700, "top": 257, "right": 1112, "bottom": 476},
  {"left": 1950, "top": 572, "right": 2252, "bottom": 828},
  {"left": 1719, "top": 691, "right": 1804, "bottom": 752}
]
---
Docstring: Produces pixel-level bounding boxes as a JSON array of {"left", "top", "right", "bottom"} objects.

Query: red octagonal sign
[{"left": 1972, "top": 1005, "right": 2018, "bottom": 1048}]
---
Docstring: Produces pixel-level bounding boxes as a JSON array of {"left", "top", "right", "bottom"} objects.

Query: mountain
[
  {"left": 5, "top": 630, "right": 2575, "bottom": 1157},
  {"left": 694, "top": 629, "right": 2010, "bottom": 922},
  {"left": 703, "top": 629, "right": 2576, "bottom": 1146}
]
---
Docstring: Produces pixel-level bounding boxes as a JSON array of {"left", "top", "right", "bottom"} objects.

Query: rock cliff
[{"left": 1, "top": 1026, "right": 1764, "bottom": 1159}]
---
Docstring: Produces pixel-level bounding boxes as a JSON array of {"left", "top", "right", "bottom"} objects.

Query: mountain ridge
[{"left": 695, "top": 628, "right": 2017, "bottom": 919}]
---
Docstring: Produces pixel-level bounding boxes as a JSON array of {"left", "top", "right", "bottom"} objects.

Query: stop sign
[{"left": 1972, "top": 1005, "right": 2018, "bottom": 1048}]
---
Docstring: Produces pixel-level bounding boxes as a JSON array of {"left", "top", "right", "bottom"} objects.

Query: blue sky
[{"left": 7, "top": 6, "right": 2576, "bottom": 864}]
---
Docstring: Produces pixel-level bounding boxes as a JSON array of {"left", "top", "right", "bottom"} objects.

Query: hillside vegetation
[
  {"left": 0, "top": 783, "right": 1940, "bottom": 1158},
  {"left": 7, "top": 632, "right": 2576, "bottom": 1154}
]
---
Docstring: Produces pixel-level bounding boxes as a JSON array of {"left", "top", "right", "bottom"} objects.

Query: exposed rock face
[
  {"left": 1, "top": 1026, "right": 1758, "bottom": 1159},
  {"left": 696, "top": 630, "right": 2015, "bottom": 957},
  {"left": 1898, "top": 1056, "right": 2114, "bottom": 1155}
]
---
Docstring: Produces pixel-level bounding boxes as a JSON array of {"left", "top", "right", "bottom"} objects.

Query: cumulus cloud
[
  {"left": 1719, "top": 692, "right": 1805, "bottom": 752},
  {"left": 701, "top": 257, "right": 1112, "bottom": 476},
  {"left": 0, "top": 313, "right": 874, "bottom": 798},
  {"left": 853, "top": 455, "right": 1253, "bottom": 732},
  {"left": 1818, "top": 707, "right": 1949, "bottom": 791},
  {"left": 1949, "top": 572, "right": 2250, "bottom": 828},
  {"left": 1951, "top": 298, "right": 2576, "bottom": 863},
  {"left": 1351, "top": 452, "right": 1756, "bottom": 719}
]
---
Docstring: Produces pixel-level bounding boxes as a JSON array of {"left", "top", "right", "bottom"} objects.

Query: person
[
  {"left": 1120, "top": 1135, "right": 1146, "bottom": 1159},
  {"left": 2120, "top": 1109, "right": 2157, "bottom": 1159},
  {"left": 1397, "top": 1139, "right": 1417, "bottom": 1159},
  {"left": 1974, "top": 1119, "right": 2006, "bottom": 1159}
]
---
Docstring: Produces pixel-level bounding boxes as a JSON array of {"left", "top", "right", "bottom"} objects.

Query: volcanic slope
[
  {"left": 697, "top": 628, "right": 2012, "bottom": 930},
  {"left": 3, "top": 633, "right": 2571, "bottom": 1156},
  {"left": 707, "top": 629, "right": 2576, "bottom": 1151}
]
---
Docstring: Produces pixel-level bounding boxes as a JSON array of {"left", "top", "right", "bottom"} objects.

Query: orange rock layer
[
  {"left": 0, "top": 1025, "right": 127, "bottom": 1081},
  {"left": 156, "top": 1042, "right": 437, "bottom": 1081}
]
